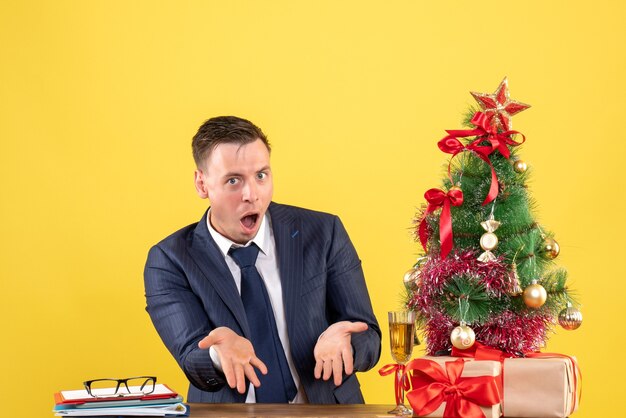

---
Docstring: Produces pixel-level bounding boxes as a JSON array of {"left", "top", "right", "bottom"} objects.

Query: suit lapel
[
  {"left": 269, "top": 203, "right": 303, "bottom": 337},
  {"left": 187, "top": 210, "right": 251, "bottom": 338}
]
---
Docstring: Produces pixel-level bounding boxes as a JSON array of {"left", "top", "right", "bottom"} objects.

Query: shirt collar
[{"left": 206, "top": 209, "right": 271, "bottom": 257}]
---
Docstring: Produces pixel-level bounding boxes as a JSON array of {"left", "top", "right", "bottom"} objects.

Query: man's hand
[
  {"left": 313, "top": 321, "right": 369, "bottom": 386},
  {"left": 198, "top": 327, "right": 267, "bottom": 394}
]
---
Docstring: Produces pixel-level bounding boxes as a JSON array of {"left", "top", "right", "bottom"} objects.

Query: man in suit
[{"left": 144, "top": 116, "right": 381, "bottom": 404}]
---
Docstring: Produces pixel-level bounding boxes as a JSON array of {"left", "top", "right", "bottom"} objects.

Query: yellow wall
[{"left": 1, "top": 1, "right": 623, "bottom": 416}]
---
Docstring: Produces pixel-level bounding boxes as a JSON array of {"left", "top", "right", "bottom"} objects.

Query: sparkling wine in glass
[{"left": 388, "top": 311, "right": 415, "bottom": 416}]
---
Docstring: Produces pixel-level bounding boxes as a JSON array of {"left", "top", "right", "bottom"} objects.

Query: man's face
[{"left": 194, "top": 139, "right": 273, "bottom": 244}]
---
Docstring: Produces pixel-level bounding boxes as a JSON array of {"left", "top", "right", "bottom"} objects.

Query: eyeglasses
[{"left": 83, "top": 376, "right": 156, "bottom": 398}]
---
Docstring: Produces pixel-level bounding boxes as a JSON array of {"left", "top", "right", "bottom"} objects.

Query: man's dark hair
[{"left": 192, "top": 116, "right": 270, "bottom": 168}]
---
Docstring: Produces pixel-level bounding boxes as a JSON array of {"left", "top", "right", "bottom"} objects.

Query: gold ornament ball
[
  {"left": 450, "top": 324, "right": 476, "bottom": 350},
  {"left": 480, "top": 232, "right": 499, "bottom": 251},
  {"left": 449, "top": 185, "right": 462, "bottom": 193},
  {"left": 523, "top": 281, "right": 547, "bottom": 308},
  {"left": 403, "top": 268, "right": 421, "bottom": 290},
  {"left": 558, "top": 305, "right": 583, "bottom": 330},
  {"left": 542, "top": 237, "right": 560, "bottom": 259},
  {"left": 513, "top": 159, "right": 528, "bottom": 173}
]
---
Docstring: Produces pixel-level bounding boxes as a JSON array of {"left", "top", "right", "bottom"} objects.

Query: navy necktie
[{"left": 229, "top": 244, "right": 297, "bottom": 403}]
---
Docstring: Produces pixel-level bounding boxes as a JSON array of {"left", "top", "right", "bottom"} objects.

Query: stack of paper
[{"left": 53, "top": 384, "right": 189, "bottom": 417}]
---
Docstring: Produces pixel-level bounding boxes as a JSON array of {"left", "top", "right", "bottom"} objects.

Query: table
[
  {"left": 187, "top": 403, "right": 398, "bottom": 417},
  {"left": 185, "top": 404, "right": 550, "bottom": 417}
]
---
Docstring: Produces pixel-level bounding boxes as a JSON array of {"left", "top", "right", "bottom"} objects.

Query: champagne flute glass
[{"left": 387, "top": 310, "right": 415, "bottom": 416}]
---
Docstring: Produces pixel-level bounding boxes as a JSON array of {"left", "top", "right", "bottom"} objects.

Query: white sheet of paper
[{"left": 61, "top": 384, "right": 175, "bottom": 401}]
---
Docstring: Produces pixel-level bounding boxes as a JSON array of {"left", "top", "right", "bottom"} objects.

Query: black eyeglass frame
[{"left": 83, "top": 376, "right": 157, "bottom": 398}]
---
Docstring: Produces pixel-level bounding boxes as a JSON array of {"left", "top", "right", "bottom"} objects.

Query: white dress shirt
[{"left": 206, "top": 211, "right": 305, "bottom": 403}]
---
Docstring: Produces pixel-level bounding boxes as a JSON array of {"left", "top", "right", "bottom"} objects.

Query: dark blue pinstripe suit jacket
[{"left": 144, "top": 202, "right": 381, "bottom": 404}]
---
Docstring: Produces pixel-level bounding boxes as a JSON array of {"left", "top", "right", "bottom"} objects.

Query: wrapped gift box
[
  {"left": 407, "top": 356, "right": 502, "bottom": 418},
  {"left": 503, "top": 356, "right": 579, "bottom": 418}
]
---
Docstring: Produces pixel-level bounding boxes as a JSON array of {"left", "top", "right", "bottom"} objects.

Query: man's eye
[
  {"left": 227, "top": 178, "right": 239, "bottom": 185},
  {"left": 256, "top": 172, "right": 267, "bottom": 180}
]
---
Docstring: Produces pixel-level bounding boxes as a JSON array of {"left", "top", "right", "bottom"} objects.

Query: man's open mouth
[{"left": 240, "top": 213, "right": 259, "bottom": 229}]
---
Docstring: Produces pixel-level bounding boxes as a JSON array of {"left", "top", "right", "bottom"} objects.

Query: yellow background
[{"left": 1, "top": 1, "right": 624, "bottom": 416}]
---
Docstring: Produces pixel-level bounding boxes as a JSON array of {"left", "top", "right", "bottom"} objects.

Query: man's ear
[{"left": 194, "top": 169, "right": 209, "bottom": 199}]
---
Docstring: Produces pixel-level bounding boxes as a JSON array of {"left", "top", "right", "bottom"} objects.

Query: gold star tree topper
[{"left": 470, "top": 77, "right": 531, "bottom": 131}]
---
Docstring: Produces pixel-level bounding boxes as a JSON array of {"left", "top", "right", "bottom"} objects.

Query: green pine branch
[{"left": 442, "top": 275, "right": 496, "bottom": 324}]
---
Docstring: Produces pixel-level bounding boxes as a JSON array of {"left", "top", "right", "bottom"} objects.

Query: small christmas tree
[{"left": 406, "top": 78, "right": 583, "bottom": 356}]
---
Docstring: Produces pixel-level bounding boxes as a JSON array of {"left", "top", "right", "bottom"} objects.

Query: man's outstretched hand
[
  {"left": 198, "top": 327, "right": 267, "bottom": 394},
  {"left": 313, "top": 321, "right": 369, "bottom": 386}
]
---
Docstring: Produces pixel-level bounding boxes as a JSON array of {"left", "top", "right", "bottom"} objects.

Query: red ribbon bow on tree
[
  {"left": 438, "top": 136, "right": 497, "bottom": 206},
  {"left": 446, "top": 112, "right": 526, "bottom": 159},
  {"left": 418, "top": 187, "right": 464, "bottom": 258},
  {"left": 438, "top": 112, "right": 526, "bottom": 206},
  {"left": 405, "top": 358, "right": 502, "bottom": 418}
]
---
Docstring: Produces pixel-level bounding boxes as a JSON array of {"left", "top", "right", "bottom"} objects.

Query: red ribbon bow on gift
[
  {"left": 438, "top": 112, "right": 526, "bottom": 206},
  {"left": 451, "top": 341, "right": 514, "bottom": 361},
  {"left": 450, "top": 343, "right": 582, "bottom": 416},
  {"left": 418, "top": 187, "right": 464, "bottom": 258},
  {"left": 405, "top": 358, "right": 501, "bottom": 418},
  {"left": 378, "top": 363, "right": 411, "bottom": 406}
]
